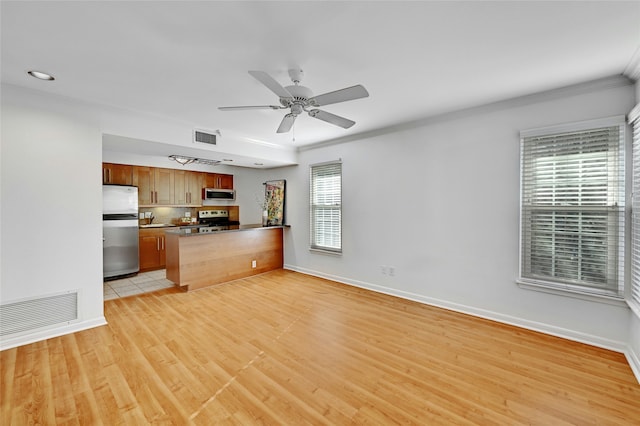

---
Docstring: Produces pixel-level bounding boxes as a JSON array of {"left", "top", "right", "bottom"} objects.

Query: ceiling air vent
[{"left": 193, "top": 129, "right": 220, "bottom": 146}]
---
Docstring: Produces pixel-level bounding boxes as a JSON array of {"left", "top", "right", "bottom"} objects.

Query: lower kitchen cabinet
[{"left": 139, "top": 228, "right": 167, "bottom": 271}]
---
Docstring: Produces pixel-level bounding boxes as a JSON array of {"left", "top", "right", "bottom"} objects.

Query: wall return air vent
[
  {"left": 193, "top": 129, "right": 220, "bottom": 146},
  {"left": 0, "top": 291, "right": 78, "bottom": 337}
]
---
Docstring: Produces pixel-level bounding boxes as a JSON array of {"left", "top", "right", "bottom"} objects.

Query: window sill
[
  {"left": 516, "top": 279, "right": 627, "bottom": 307},
  {"left": 309, "top": 248, "right": 342, "bottom": 256}
]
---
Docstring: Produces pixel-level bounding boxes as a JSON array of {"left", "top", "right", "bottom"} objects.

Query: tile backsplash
[
  {"left": 139, "top": 206, "right": 239, "bottom": 225},
  {"left": 139, "top": 207, "right": 198, "bottom": 225}
]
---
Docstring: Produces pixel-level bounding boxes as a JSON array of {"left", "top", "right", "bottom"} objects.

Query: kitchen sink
[{"left": 139, "top": 223, "right": 176, "bottom": 228}]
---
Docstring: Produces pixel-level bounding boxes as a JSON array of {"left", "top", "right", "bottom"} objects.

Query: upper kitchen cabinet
[
  {"left": 174, "top": 170, "right": 203, "bottom": 206},
  {"left": 133, "top": 166, "right": 174, "bottom": 206},
  {"left": 102, "top": 163, "right": 133, "bottom": 185},
  {"left": 205, "top": 173, "right": 234, "bottom": 189}
]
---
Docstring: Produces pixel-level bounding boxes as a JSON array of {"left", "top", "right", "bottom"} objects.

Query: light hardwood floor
[{"left": 2, "top": 269, "right": 639, "bottom": 424}]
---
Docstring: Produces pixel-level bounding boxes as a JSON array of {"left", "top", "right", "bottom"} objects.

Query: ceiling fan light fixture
[{"left": 28, "top": 70, "right": 55, "bottom": 81}]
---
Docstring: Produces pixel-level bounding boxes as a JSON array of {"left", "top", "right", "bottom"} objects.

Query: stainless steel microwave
[{"left": 202, "top": 188, "right": 235, "bottom": 200}]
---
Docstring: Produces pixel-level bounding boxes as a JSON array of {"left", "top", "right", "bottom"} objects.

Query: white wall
[
  {"left": 1, "top": 85, "right": 106, "bottom": 348},
  {"left": 278, "top": 77, "right": 636, "bottom": 352}
]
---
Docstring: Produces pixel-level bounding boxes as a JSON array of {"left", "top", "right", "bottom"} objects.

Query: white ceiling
[{"left": 2, "top": 1, "right": 640, "bottom": 165}]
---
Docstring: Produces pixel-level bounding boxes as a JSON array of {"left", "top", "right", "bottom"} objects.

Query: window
[
  {"left": 519, "top": 117, "right": 625, "bottom": 298},
  {"left": 310, "top": 161, "right": 342, "bottom": 253},
  {"left": 630, "top": 105, "right": 640, "bottom": 315}
]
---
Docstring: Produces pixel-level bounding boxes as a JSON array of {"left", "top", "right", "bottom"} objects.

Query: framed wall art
[{"left": 264, "top": 179, "right": 286, "bottom": 226}]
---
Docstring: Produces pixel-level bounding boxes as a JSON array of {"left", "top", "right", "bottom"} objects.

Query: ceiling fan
[{"left": 218, "top": 69, "right": 369, "bottom": 133}]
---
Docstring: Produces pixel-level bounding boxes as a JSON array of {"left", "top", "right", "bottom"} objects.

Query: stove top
[{"left": 198, "top": 209, "right": 232, "bottom": 226}]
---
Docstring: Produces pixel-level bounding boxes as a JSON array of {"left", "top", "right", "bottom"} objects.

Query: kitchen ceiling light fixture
[
  {"left": 168, "top": 154, "right": 220, "bottom": 166},
  {"left": 28, "top": 70, "right": 55, "bottom": 81},
  {"left": 170, "top": 155, "right": 195, "bottom": 165}
]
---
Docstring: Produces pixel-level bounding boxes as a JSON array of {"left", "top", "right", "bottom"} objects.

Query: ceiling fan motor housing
[{"left": 280, "top": 85, "right": 314, "bottom": 106}]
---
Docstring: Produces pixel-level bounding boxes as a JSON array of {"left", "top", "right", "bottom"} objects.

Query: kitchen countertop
[
  {"left": 164, "top": 224, "right": 285, "bottom": 236},
  {"left": 139, "top": 223, "right": 177, "bottom": 229}
]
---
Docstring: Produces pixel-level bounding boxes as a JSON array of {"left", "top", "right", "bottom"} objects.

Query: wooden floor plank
[{"left": 1, "top": 269, "right": 639, "bottom": 424}]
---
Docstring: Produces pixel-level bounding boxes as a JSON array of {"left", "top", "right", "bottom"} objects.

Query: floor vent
[
  {"left": 194, "top": 129, "right": 219, "bottom": 145},
  {"left": 0, "top": 291, "right": 78, "bottom": 336}
]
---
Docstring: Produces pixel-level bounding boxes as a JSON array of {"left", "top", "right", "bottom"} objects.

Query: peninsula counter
[{"left": 164, "top": 225, "right": 284, "bottom": 291}]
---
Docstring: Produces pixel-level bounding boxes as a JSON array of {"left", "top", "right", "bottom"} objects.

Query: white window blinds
[
  {"left": 630, "top": 105, "right": 640, "bottom": 312},
  {"left": 520, "top": 117, "right": 625, "bottom": 297},
  {"left": 310, "top": 161, "right": 342, "bottom": 253}
]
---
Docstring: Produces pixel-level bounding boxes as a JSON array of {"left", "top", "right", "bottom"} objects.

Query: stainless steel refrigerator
[{"left": 103, "top": 185, "right": 139, "bottom": 279}]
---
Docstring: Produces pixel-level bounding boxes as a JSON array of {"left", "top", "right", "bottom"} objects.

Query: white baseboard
[
  {"left": 284, "top": 264, "right": 628, "bottom": 354},
  {"left": 0, "top": 317, "right": 107, "bottom": 351},
  {"left": 626, "top": 346, "right": 640, "bottom": 384}
]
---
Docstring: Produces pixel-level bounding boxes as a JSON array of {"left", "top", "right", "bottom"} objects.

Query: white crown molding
[{"left": 299, "top": 75, "right": 634, "bottom": 153}]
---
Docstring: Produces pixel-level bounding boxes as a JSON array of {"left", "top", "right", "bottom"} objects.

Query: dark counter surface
[{"left": 165, "top": 224, "right": 284, "bottom": 236}]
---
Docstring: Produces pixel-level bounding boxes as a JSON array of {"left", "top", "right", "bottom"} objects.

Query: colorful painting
[{"left": 264, "top": 179, "right": 286, "bottom": 226}]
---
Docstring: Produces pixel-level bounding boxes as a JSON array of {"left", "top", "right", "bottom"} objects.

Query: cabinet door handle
[
  {"left": 108, "top": 169, "right": 111, "bottom": 183},
  {"left": 157, "top": 237, "right": 160, "bottom": 251},
  {"left": 162, "top": 237, "right": 165, "bottom": 250}
]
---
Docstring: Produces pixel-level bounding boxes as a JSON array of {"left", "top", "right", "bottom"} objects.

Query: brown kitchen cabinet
[
  {"left": 174, "top": 170, "right": 203, "bottom": 206},
  {"left": 102, "top": 163, "right": 133, "bottom": 185},
  {"left": 139, "top": 228, "right": 167, "bottom": 271},
  {"left": 133, "top": 166, "right": 175, "bottom": 206},
  {"left": 205, "top": 173, "right": 233, "bottom": 189}
]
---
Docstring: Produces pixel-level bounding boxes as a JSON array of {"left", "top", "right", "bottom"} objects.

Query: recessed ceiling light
[{"left": 28, "top": 70, "right": 55, "bottom": 81}]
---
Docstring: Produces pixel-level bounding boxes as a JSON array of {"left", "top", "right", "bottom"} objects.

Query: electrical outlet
[
  {"left": 185, "top": 212, "right": 191, "bottom": 218},
  {"left": 252, "top": 260, "right": 257, "bottom": 268},
  {"left": 139, "top": 213, "right": 145, "bottom": 219},
  {"left": 381, "top": 265, "right": 387, "bottom": 275},
  {"left": 388, "top": 266, "right": 395, "bottom": 277}
]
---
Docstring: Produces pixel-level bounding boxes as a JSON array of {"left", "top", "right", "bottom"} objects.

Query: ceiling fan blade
[
  {"left": 248, "top": 70, "right": 294, "bottom": 101},
  {"left": 309, "top": 85, "right": 369, "bottom": 107},
  {"left": 218, "top": 105, "right": 283, "bottom": 111},
  {"left": 277, "top": 114, "right": 297, "bottom": 133},
  {"left": 308, "top": 109, "right": 355, "bottom": 129}
]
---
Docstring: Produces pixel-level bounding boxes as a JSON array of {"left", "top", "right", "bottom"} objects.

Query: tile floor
[{"left": 104, "top": 269, "right": 175, "bottom": 300}]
